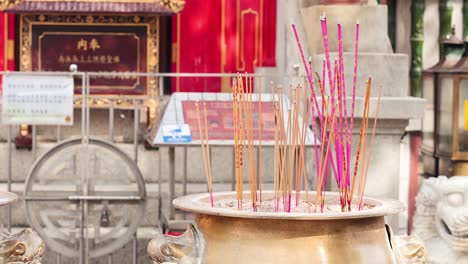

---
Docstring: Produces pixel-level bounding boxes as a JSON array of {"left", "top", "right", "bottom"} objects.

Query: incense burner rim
[{"left": 173, "top": 191, "right": 405, "bottom": 220}]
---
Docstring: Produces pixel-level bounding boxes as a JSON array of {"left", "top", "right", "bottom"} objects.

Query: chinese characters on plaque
[
  {"left": 33, "top": 28, "right": 146, "bottom": 94},
  {"left": 1, "top": 74, "right": 74, "bottom": 125},
  {"left": 57, "top": 38, "right": 121, "bottom": 66}
]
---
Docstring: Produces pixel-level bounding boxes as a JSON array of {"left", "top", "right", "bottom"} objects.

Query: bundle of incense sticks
[
  {"left": 291, "top": 16, "right": 383, "bottom": 212},
  {"left": 232, "top": 74, "right": 261, "bottom": 211},
  {"left": 196, "top": 17, "right": 382, "bottom": 213},
  {"left": 271, "top": 84, "right": 311, "bottom": 213},
  {"left": 233, "top": 78, "right": 312, "bottom": 213}
]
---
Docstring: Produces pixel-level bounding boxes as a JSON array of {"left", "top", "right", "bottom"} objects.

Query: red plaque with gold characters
[{"left": 21, "top": 15, "right": 159, "bottom": 96}]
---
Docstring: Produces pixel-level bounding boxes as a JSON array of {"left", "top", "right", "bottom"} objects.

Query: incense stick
[
  {"left": 234, "top": 79, "right": 239, "bottom": 208},
  {"left": 358, "top": 86, "right": 382, "bottom": 209},
  {"left": 258, "top": 76, "right": 263, "bottom": 203},
  {"left": 347, "top": 22, "right": 360, "bottom": 207},
  {"left": 203, "top": 102, "right": 214, "bottom": 207},
  {"left": 350, "top": 78, "right": 371, "bottom": 205},
  {"left": 195, "top": 101, "right": 214, "bottom": 207}
]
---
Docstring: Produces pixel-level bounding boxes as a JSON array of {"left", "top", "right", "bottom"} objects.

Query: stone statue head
[{"left": 416, "top": 176, "right": 468, "bottom": 252}]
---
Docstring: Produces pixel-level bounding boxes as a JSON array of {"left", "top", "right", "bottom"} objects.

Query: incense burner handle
[
  {"left": 386, "top": 224, "right": 426, "bottom": 264},
  {"left": 148, "top": 224, "right": 204, "bottom": 264}
]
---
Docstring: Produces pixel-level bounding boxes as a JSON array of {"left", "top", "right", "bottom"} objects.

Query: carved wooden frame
[{"left": 20, "top": 14, "right": 159, "bottom": 98}]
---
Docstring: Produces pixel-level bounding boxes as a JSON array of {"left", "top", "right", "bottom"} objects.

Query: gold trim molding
[
  {"left": 158, "top": 0, "right": 185, "bottom": 13},
  {"left": 1, "top": 0, "right": 185, "bottom": 13}
]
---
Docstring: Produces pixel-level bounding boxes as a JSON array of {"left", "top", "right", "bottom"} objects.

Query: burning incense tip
[{"left": 320, "top": 12, "right": 326, "bottom": 20}]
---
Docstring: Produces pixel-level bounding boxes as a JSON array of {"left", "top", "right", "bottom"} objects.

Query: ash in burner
[{"left": 212, "top": 195, "right": 373, "bottom": 213}]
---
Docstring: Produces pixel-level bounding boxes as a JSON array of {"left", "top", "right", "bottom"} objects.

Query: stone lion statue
[
  {"left": 0, "top": 228, "right": 45, "bottom": 264},
  {"left": 148, "top": 225, "right": 202, "bottom": 264},
  {"left": 412, "top": 176, "right": 468, "bottom": 264}
]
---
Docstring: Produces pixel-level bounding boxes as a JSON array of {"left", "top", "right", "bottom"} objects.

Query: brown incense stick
[
  {"left": 203, "top": 102, "right": 213, "bottom": 192},
  {"left": 293, "top": 87, "right": 300, "bottom": 200},
  {"left": 315, "top": 105, "right": 338, "bottom": 212},
  {"left": 248, "top": 76, "right": 257, "bottom": 210},
  {"left": 278, "top": 88, "right": 288, "bottom": 210},
  {"left": 237, "top": 75, "right": 245, "bottom": 208},
  {"left": 298, "top": 85, "right": 311, "bottom": 210},
  {"left": 233, "top": 80, "right": 242, "bottom": 208},
  {"left": 358, "top": 86, "right": 382, "bottom": 209},
  {"left": 350, "top": 78, "right": 372, "bottom": 205},
  {"left": 358, "top": 87, "right": 370, "bottom": 201},
  {"left": 273, "top": 101, "right": 279, "bottom": 210}
]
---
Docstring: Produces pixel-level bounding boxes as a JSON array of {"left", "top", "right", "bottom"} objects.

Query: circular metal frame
[{"left": 24, "top": 138, "right": 146, "bottom": 258}]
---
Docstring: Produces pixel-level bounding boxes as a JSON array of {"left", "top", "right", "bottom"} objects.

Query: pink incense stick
[
  {"left": 292, "top": 24, "right": 337, "bottom": 193},
  {"left": 330, "top": 60, "right": 342, "bottom": 188},
  {"left": 338, "top": 23, "right": 346, "bottom": 104},
  {"left": 321, "top": 59, "right": 326, "bottom": 121},
  {"left": 292, "top": 22, "right": 341, "bottom": 204},
  {"left": 320, "top": 16, "right": 335, "bottom": 96},
  {"left": 337, "top": 23, "right": 351, "bottom": 190},
  {"left": 320, "top": 17, "right": 343, "bottom": 194},
  {"left": 347, "top": 22, "right": 360, "bottom": 191},
  {"left": 333, "top": 59, "right": 344, "bottom": 190},
  {"left": 291, "top": 24, "right": 324, "bottom": 122},
  {"left": 322, "top": 59, "right": 326, "bottom": 94}
]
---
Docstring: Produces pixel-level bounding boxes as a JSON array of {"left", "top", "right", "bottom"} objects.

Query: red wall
[
  {"left": 171, "top": 0, "right": 276, "bottom": 93},
  {"left": 0, "top": 12, "right": 16, "bottom": 93}
]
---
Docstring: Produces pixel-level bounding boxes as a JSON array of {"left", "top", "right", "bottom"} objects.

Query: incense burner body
[{"left": 149, "top": 191, "right": 410, "bottom": 264}]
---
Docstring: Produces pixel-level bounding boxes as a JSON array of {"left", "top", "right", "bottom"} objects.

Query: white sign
[
  {"left": 161, "top": 124, "right": 192, "bottom": 143},
  {"left": 2, "top": 74, "right": 74, "bottom": 125}
]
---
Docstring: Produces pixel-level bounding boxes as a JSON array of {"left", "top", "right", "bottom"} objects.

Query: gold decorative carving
[
  {"left": 1, "top": 0, "right": 185, "bottom": 13},
  {"left": 158, "top": 0, "right": 185, "bottom": 13},
  {"left": 0, "top": 0, "right": 14, "bottom": 9}
]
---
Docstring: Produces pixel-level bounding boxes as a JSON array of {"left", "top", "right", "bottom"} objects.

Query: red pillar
[
  {"left": 408, "top": 131, "right": 422, "bottom": 234},
  {"left": 0, "top": 12, "right": 16, "bottom": 74}
]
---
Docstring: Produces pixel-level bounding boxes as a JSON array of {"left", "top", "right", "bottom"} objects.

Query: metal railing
[{"left": 0, "top": 71, "right": 270, "bottom": 264}]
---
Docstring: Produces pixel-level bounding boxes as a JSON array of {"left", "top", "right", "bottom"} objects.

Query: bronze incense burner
[{"left": 148, "top": 191, "right": 415, "bottom": 264}]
